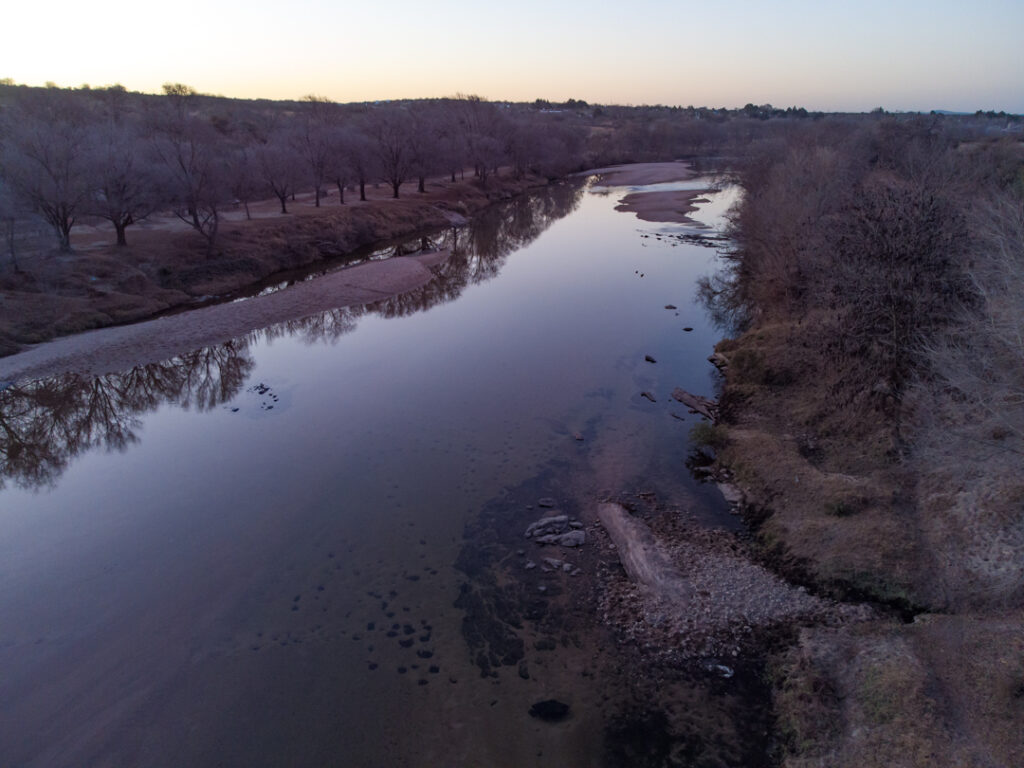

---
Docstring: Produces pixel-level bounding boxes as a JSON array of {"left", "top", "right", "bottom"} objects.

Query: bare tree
[
  {"left": 297, "top": 95, "right": 336, "bottom": 207},
  {"left": 1, "top": 92, "right": 92, "bottom": 251},
  {"left": 345, "top": 124, "right": 376, "bottom": 202},
  {"left": 927, "top": 192, "right": 1024, "bottom": 446},
  {"left": 86, "top": 120, "right": 159, "bottom": 245},
  {"left": 366, "top": 106, "right": 414, "bottom": 198},
  {"left": 224, "top": 144, "right": 262, "bottom": 220},
  {"left": 254, "top": 128, "right": 302, "bottom": 214},
  {"left": 408, "top": 107, "right": 443, "bottom": 193},
  {"left": 149, "top": 104, "right": 229, "bottom": 252}
]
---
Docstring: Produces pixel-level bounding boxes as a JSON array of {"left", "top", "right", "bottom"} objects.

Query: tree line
[
  {"left": 703, "top": 115, "right": 1024, "bottom": 448},
  {"left": 0, "top": 84, "right": 587, "bottom": 257}
]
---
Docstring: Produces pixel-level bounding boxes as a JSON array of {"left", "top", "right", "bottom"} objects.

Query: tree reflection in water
[
  {"left": 0, "top": 342, "right": 255, "bottom": 491},
  {"left": 0, "top": 181, "right": 584, "bottom": 490}
]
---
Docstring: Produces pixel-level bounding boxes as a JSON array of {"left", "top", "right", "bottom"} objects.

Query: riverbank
[
  {"left": 708, "top": 326, "right": 1024, "bottom": 767},
  {"left": 0, "top": 172, "right": 550, "bottom": 359}
]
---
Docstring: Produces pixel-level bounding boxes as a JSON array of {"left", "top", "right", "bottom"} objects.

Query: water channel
[{"left": 0, "top": 174, "right": 751, "bottom": 766}]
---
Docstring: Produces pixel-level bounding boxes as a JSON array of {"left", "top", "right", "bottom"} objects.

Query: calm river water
[{"left": 0, "top": 175, "right": 740, "bottom": 766}]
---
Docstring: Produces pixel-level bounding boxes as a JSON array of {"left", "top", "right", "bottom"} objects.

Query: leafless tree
[
  {"left": 1, "top": 92, "right": 92, "bottom": 251},
  {"left": 149, "top": 107, "right": 229, "bottom": 252},
  {"left": 224, "top": 144, "right": 262, "bottom": 220},
  {"left": 366, "top": 106, "right": 414, "bottom": 198},
  {"left": 86, "top": 120, "right": 160, "bottom": 245},
  {"left": 254, "top": 128, "right": 302, "bottom": 214},
  {"left": 297, "top": 95, "right": 336, "bottom": 207}
]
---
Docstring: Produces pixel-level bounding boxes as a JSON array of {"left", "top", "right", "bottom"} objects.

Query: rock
[
  {"left": 569, "top": 521, "right": 584, "bottom": 529},
  {"left": 559, "top": 530, "right": 586, "bottom": 548},
  {"left": 708, "top": 352, "right": 729, "bottom": 370},
  {"left": 525, "top": 515, "right": 569, "bottom": 539},
  {"left": 538, "top": 498, "right": 557, "bottom": 508},
  {"left": 529, "top": 699, "right": 570, "bottom": 722},
  {"left": 573, "top": 432, "right": 584, "bottom": 441},
  {"left": 543, "top": 557, "right": 565, "bottom": 570},
  {"left": 683, "top": 327, "right": 693, "bottom": 332},
  {"left": 640, "top": 391, "right": 657, "bottom": 403},
  {"left": 518, "top": 662, "right": 530, "bottom": 680},
  {"left": 718, "top": 483, "right": 744, "bottom": 505},
  {"left": 644, "top": 355, "right": 657, "bottom": 363},
  {"left": 525, "top": 561, "right": 537, "bottom": 570},
  {"left": 664, "top": 304, "right": 677, "bottom": 310},
  {"left": 533, "top": 529, "right": 585, "bottom": 547}
]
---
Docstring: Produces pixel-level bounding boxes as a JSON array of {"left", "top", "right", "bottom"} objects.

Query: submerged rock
[
  {"left": 529, "top": 699, "right": 570, "bottom": 722},
  {"left": 525, "top": 515, "right": 569, "bottom": 539}
]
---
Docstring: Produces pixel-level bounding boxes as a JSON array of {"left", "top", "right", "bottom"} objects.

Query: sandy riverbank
[{"left": 0, "top": 250, "right": 447, "bottom": 382}]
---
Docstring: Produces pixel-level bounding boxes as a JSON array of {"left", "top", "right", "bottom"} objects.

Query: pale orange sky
[{"left": 4, "top": 0, "right": 1023, "bottom": 112}]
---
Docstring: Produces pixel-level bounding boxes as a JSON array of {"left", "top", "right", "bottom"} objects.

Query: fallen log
[
  {"left": 596, "top": 502, "right": 692, "bottom": 604},
  {"left": 671, "top": 387, "right": 718, "bottom": 422}
]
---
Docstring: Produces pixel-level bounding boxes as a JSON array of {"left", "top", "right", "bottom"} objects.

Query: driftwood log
[
  {"left": 671, "top": 387, "right": 718, "bottom": 422},
  {"left": 596, "top": 502, "right": 692, "bottom": 604}
]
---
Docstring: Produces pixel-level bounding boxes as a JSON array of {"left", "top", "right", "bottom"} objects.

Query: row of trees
[
  {"left": 704, "top": 117, "right": 1024, "bottom": 441},
  {"left": 0, "top": 85, "right": 587, "bottom": 257}
]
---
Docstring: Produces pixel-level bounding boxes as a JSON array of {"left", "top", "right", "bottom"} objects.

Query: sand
[
  {"left": 0, "top": 250, "right": 448, "bottom": 383},
  {"left": 581, "top": 162, "right": 712, "bottom": 224},
  {"left": 584, "top": 161, "right": 697, "bottom": 186},
  {"left": 614, "top": 190, "right": 712, "bottom": 224}
]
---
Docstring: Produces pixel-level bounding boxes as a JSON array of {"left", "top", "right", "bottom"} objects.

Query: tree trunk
[
  {"left": 418, "top": 176, "right": 426, "bottom": 193},
  {"left": 359, "top": 177, "right": 366, "bottom": 201},
  {"left": 392, "top": 180, "right": 401, "bottom": 199},
  {"left": 336, "top": 180, "right": 345, "bottom": 204},
  {"left": 243, "top": 201, "right": 252, "bottom": 220},
  {"left": 315, "top": 187, "right": 321, "bottom": 207},
  {"left": 277, "top": 194, "right": 288, "bottom": 214},
  {"left": 451, "top": 170, "right": 456, "bottom": 183},
  {"left": 114, "top": 221, "right": 128, "bottom": 246},
  {"left": 204, "top": 209, "right": 219, "bottom": 255},
  {"left": 3, "top": 220, "right": 19, "bottom": 272}
]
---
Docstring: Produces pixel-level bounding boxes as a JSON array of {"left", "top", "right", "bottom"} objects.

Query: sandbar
[{"left": 0, "top": 251, "right": 448, "bottom": 383}]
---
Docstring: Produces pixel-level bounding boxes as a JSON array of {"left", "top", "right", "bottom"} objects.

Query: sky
[{"left": 4, "top": 0, "right": 1023, "bottom": 112}]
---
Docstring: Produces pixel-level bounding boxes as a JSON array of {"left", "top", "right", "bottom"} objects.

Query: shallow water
[{"left": 0, "top": 176, "right": 741, "bottom": 766}]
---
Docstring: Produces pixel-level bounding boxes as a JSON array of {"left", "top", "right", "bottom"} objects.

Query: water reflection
[
  {"left": 0, "top": 183, "right": 584, "bottom": 490},
  {"left": 0, "top": 343, "right": 254, "bottom": 490}
]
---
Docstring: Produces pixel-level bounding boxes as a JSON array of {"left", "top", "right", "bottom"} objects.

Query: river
[{"left": 0, "top": 172, "right": 753, "bottom": 766}]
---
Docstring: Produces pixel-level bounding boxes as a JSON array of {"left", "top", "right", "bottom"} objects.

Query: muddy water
[{"left": 0, "top": 176, "right": 747, "bottom": 767}]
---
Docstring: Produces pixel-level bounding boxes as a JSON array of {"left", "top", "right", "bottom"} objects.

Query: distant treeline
[
  {"left": 0, "top": 84, "right": 588, "bottom": 256},
  {"left": 0, "top": 81, "right": 1021, "bottom": 261}
]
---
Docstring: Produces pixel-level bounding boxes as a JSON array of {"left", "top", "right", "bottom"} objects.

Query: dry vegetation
[{"left": 705, "top": 118, "right": 1024, "bottom": 765}]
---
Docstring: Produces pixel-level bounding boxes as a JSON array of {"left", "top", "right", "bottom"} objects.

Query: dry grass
[{"left": 774, "top": 615, "right": 1024, "bottom": 768}]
